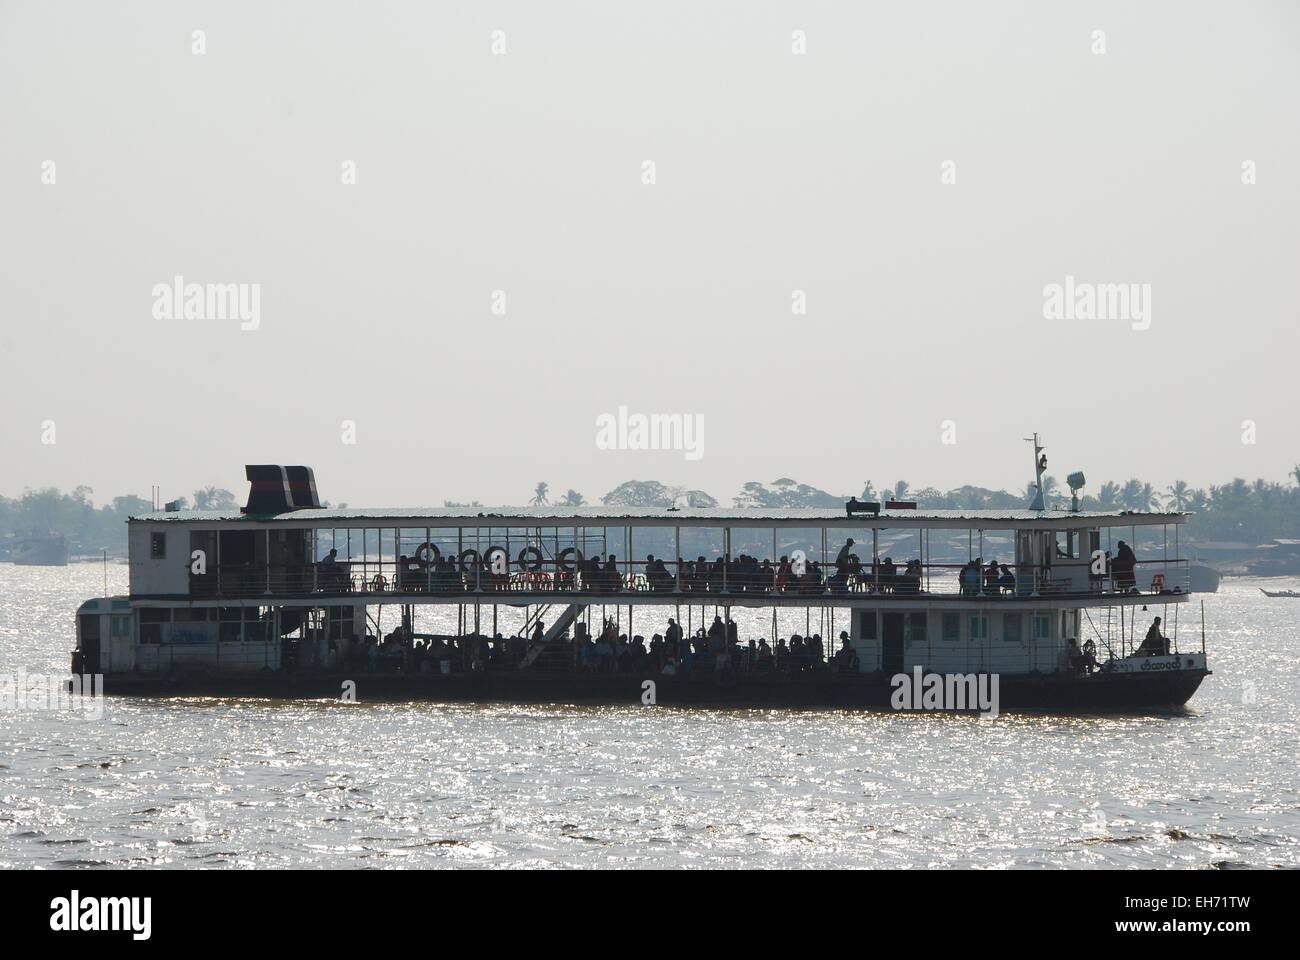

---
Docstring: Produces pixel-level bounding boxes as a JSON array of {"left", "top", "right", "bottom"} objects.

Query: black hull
[{"left": 87, "top": 668, "right": 1208, "bottom": 714}]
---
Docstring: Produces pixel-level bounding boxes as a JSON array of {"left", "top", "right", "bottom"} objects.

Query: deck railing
[{"left": 187, "top": 557, "right": 1191, "bottom": 602}]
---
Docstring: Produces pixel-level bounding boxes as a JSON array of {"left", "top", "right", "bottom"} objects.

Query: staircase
[{"left": 520, "top": 603, "right": 587, "bottom": 670}]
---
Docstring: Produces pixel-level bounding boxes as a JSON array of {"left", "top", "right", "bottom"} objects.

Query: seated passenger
[
  {"left": 1135, "top": 617, "right": 1169, "bottom": 657},
  {"left": 998, "top": 564, "right": 1016, "bottom": 594},
  {"left": 983, "top": 559, "right": 1000, "bottom": 596}
]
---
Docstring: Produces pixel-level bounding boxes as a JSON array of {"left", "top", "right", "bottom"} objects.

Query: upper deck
[{"left": 124, "top": 502, "right": 1193, "bottom": 608}]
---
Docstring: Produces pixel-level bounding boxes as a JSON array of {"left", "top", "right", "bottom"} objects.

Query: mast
[{"left": 1025, "top": 432, "right": 1047, "bottom": 511}]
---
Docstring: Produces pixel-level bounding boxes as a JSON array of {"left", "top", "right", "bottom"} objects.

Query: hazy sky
[{"left": 2, "top": 1, "right": 1297, "bottom": 508}]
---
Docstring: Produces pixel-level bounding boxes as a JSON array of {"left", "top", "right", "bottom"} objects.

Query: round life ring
[
  {"left": 517, "top": 546, "right": 544, "bottom": 572},
  {"left": 414, "top": 542, "right": 441, "bottom": 567},
  {"left": 556, "top": 546, "right": 584, "bottom": 573}
]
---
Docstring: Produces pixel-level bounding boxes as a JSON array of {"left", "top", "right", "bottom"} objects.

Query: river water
[{"left": 1, "top": 562, "right": 1297, "bottom": 868}]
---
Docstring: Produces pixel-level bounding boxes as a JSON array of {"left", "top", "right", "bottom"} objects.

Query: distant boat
[
  {"left": 12, "top": 534, "right": 69, "bottom": 566},
  {"left": 1188, "top": 564, "right": 1220, "bottom": 593},
  {"left": 1260, "top": 588, "right": 1300, "bottom": 598}
]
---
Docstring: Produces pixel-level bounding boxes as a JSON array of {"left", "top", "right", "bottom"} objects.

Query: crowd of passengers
[
  {"left": 313, "top": 538, "right": 1147, "bottom": 598},
  {"left": 318, "top": 539, "right": 927, "bottom": 596},
  {"left": 334, "top": 615, "right": 861, "bottom": 676}
]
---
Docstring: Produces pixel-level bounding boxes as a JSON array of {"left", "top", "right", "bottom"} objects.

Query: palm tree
[
  {"left": 860, "top": 481, "right": 876, "bottom": 501},
  {"left": 529, "top": 482, "right": 549, "bottom": 506},
  {"left": 892, "top": 480, "right": 910, "bottom": 500},
  {"left": 1165, "top": 480, "right": 1189, "bottom": 511},
  {"left": 1119, "top": 478, "right": 1145, "bottom": 510},
  {"left": 1096, "top": 481, "right": 1120, "bottom": 509},
  {"left": 1138, "top": 482, "right": 1158, "bottom": 511},
  {"left": 561, "top": 489, "right": 586, "bottom": 507}
]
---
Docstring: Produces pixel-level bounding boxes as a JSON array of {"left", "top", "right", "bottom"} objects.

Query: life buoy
[
  {"left": 414, "top": 542, "right": 441, "bottom": 567},
  {"left": 517, "top": 546, "right": 544, "bottom": 572},
  {"left": 556, "top": 546, "right": 583, "bottom": 573}
]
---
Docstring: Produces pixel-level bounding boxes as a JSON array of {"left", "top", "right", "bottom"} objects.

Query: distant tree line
[
  {"left": 0, "top": 486, "right": 237, "bottom": 555},
  {"left": 6, "top": 467, "right": 1298, "bottom": 557}
]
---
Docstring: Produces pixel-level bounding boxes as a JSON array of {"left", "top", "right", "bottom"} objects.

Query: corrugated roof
[{"left": 129, "top": 505, "right": 1185, "bottom": 527}]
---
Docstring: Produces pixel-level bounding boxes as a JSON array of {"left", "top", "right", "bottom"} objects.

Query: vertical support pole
[
  {"left": 675, "top": 524, "right": 682, "bottom": 593},
  {"left": 872, "top": 528, "right": 879, "bottom": 591},
  {"left": 723, "top": 527, "right": 730, "bottom": 593}
]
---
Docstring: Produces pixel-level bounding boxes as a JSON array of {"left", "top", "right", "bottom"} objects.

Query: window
[
  {"left": 139, "top": 608, "right": 170, "bottom": 644},
  {"left": 219, "top": 607, "right": 243, "bottom": 643},
  {"left": 110, "top": 615, "right": 132, "bottom": 640},
  {"left": 942, "top": 612, "right": 960, "bottom": 642},
  {"left": 969, "top": 615, "right": 987, "bottom": 640},
  {"left": 908, "top": 612, "right": 928, "bottom": 643},
  {"left": 1033, "top": 613, "right": 1052, "bottom": 640},
  {"left": 1004, "top": 613, "right": 1022, "bottom": 643},
  {"left": 150, "top": 531, "right": 166, "bottom": 559},
  {"left": 859, "top": 611, "right": 877, "bottom": 641}
]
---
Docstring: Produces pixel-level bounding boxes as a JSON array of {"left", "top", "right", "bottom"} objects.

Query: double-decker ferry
[{"left": 72, "top": 447, "right": 1211, "bottom": 712}]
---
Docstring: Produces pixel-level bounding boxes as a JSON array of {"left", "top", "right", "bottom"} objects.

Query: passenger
[
  {"left": 835, "top": 538, "right": 856, "bottom": 571},
  {"left": 776, "top": 556, "right": 792, "bottom": 592},
  {"left": 532, "top": 620, "right": 545, "bottom": 646},
  {"left": 707, "top": 615, "right": 726, "bottom": 655},
  {"left": 649, "top": 633, "right": 665, "bottom": 670},
  {"left": 1066, "top": 637, "right": 1085, "bottom": 673},
  {"left": 604, "top": 554, "right": 621, "bottom": 592},
  {"left": 879, "top": 556, "right": 897, "bottom": 593},
  {"left": 832, "top": 632, "right": 859, "bottom": 672},
  {"left": 808, "top": 633, "right": 825, "bottom": 666},
  {"left": 755, "top": 638, "right": 773, "bottom": 672},
  {"left": 983, "top": 559, "right": 1000, "bottom": 596},
  {"left": 1135, "top": 617, "right": 1169, "bottom": 657},
  {"left": 760, "top": 558, "right": 775, "bottom": 592},
  {"left": 998, "top": 564, "right": 1016, "bottom": 594},
  {"left": 897, "top": 559, "right": 921, "bottom": 595},
  {"left": 665, "top": 617, "right": 683, "bottom": 660},
  {"left": 1113, "top": 541, "right": 1138, "bottom": 593},
  {"left": 958, "top": 559, "right": 980, "bottom": 596}
]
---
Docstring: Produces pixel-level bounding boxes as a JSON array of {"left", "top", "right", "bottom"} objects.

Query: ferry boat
[{"left": 71, "top": 449, "right": 1211, "bottom": 712}]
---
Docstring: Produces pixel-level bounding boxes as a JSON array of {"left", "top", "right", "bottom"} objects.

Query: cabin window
[
  {"left": 1004, "top": 613, "right": 1022, "bottom": 643},
  {"left": 858, "top": 611, "right": 877, "bottom": 641},
  {"left": 139, "top": 608, "right": 170, "bottom": 644},
  {"left": 78, "top": 614, "right": 101, "bottom": 643},
  {"left": 908, "top": 613, "right": 928, "bottom": 643},
  {"left": 942, "top": 612, "right": 960, "bottom": 642},
  {"left": 110, "top": 615, "right": 132, "bottom": 640},
  {"left": 219, "top": 607, "right": 243, "bottom": 643},
  {"left": 1033, "top": 613, "right": 1052, "bottom": 641},
  {"left": 150, "top": 531, "right": 166, "bottom": 559},
  {"left": 245, "top": 609, "right": 269, "bottom": 643},
  {"left": 173, "top": 608, "right": 213, "bottom": 622},
  {"left": 968, "top": 615, "right": 987, "bottom": 640}
]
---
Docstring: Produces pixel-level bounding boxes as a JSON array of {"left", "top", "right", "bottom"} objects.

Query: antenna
[{"left": 1024, "top": 433, "right": 1046, "bottom": 510}]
